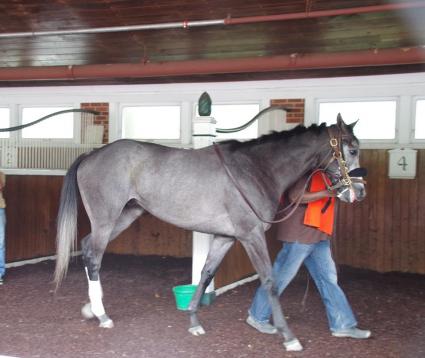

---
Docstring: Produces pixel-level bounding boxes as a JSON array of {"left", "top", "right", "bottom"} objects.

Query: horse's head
[{"left": 324, "top": 114, "right": 366, "bottom": 203}]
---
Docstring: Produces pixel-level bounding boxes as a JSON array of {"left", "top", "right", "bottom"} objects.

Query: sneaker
[
  {"left": 0, "top": 277, "right": 3, "bottom": 285},
  {"left": 246, "top": 315, "right": 277, "bottom": 334},
  {"left": 332, "top": 327, "right": 371, "bottom": 339}
]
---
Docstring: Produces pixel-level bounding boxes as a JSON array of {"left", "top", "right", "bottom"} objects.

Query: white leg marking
[{"left": 85, "top": 267, "right": 106, "bottom": 317}]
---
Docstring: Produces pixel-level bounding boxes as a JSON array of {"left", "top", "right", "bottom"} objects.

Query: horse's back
[{"left": 78, "top": 139, "right": 189, "bottom": 178}]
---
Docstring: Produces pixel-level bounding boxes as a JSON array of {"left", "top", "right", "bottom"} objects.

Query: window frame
[
  {"left": 193, "top": 101, "right": 262, "bottom": 141},
  {"left": 118, "top": 102, "right": 183, "bottom": 145},
  {"left": 411, "top": 97, "right": 425, "bottom": 143},
  {"left": 18, "top": 104, "right": 81, "bottom": 144},
  {"left": 316, "top": 97, "right": 400, "bottom": 146},
  {"left": 0, "top": 106, "right": 11, "bottom": 139}
]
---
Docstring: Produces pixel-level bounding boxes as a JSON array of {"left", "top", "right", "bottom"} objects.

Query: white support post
[{"left": 192, "top": 115, "right": 216, "bottom": 293}]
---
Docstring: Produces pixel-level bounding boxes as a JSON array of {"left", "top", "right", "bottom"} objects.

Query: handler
[
  {"left": 246, "top": 171, "right": 371, "bottom": 339},
  {"left": 0, "top": 170, "right": 6, "bottom": 285}
]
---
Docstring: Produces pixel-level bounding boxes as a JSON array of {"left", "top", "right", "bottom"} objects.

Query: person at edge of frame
[{"left": 0, "top": 170, "right": 6, "bottom": 285}]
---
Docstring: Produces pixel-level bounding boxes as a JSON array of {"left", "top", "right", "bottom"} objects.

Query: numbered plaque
[{"left": 388, "top": 148, "right": 417, "bottom": 179}]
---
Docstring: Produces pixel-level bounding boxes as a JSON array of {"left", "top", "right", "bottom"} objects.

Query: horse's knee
[
  {"left": 262, "top": 277, "right": 274, "bottom": 289},
  {"left": 262, "top": 277, "right": 279, "bottom": 297},
  {"left": 200, "top": 269, "right": 214, "bottom": 285}
]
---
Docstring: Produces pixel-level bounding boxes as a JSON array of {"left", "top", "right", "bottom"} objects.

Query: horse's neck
[{"left": 252, "top": 130, "right": 327, "bottom": 193}]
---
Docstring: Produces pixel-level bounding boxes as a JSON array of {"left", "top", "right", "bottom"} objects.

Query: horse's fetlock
[
  {"left": 271, "top": 285, "right": 279, "bottom": 296},
  {"left": 201, "top": 268, "right": 213, "bottom": 277},
  {"left": 187, "top": 308, "right": 197, "bottom": 315}
]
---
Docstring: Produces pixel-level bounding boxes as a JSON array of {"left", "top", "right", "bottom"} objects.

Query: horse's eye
[{"left": 349, "top": 149, "right": 358, "bottom": 156}]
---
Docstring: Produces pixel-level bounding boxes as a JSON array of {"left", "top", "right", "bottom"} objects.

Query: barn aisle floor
[{"left": 0, "top": 254, "right": 424, "bottom": 358}]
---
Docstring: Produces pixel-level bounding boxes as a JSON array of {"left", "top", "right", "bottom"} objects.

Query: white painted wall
[{"left": 1, "top": 72, "right": 424, "bottom": 169}]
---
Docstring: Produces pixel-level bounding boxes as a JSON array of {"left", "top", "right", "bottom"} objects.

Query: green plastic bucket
[{"left": 172, "top": 284, "right": 197, "bottom": 310}]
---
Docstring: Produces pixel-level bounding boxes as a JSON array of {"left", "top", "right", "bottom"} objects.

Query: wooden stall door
[
  {"left": 5, "top": 175, "right": 191, "bottom": 263},
  {"left": 334, "top": 149, "right": 425, "bottom": 274}
]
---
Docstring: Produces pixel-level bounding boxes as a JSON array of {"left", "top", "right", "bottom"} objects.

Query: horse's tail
[{"left": 54, "top": 153, "right": 88, "bottom": 289}]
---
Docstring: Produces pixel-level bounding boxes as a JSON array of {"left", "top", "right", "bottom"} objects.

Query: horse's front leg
[
  {"left": 241, "top": 227, "right": 303, "bottom": 352},
  {"left": 80, "top": 233, "right": 114, "bottom": 328},
  {"left": 187, "top": 235, "right": 235, "bottom": 336}
]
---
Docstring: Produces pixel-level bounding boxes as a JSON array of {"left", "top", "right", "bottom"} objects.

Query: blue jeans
[
  {"left": 248, "top": 240, "right": 357, "bottom": 331},
  {"left": 0, "top": 208, "right": 5, "bottom": 278}
]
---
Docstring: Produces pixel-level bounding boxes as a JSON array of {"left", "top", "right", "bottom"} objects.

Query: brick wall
[
  {"left": 81, "top": 102, "right": 109, "bottom": 144},
  {"left": 270, "top": 99, "right": 305, "bottom": 124}
]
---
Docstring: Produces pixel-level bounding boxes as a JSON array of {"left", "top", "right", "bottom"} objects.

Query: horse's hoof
[
  {"left": 99, "top": 319, "right": 114, "bottom": 328},
  {"left": 81, "top": 303, "right": 95, "bottom": 320},
  {"left": 188, "top": 325, "right": 206, "bottom": 336},
  {"left": 98, "top": 314, "right": 114, "bottom": 328},
  {"left": 283, "top": 338, "right": 303, "bottom": 351}
]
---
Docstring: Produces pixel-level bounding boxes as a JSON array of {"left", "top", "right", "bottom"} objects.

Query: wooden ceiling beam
[
  {"left": 0, "top": 1, "right": 424, "bottom": 38},
  {"left": 0, "top": 47, "right": 424, "bottom": 82}
]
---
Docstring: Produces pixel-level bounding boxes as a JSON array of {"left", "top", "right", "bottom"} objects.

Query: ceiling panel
[{"left": 0, "top": 0, "right": 424, "bottom": 85}]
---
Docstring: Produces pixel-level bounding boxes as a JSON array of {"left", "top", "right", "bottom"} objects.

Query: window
[
  {"left": 22, "top": 107, "right": 74, "bottom": 139},
  {"left": 319, "top": 101, "right": 397, "bottom": 140},
  {"left": 122, "top": 105, "right": 181, "bottom": 140},
  {"left": 203, "top": 104, "right": 260, "bottom": 140},
  {"left": 0, "top": 108, "right": 10, "bottom": 139},
  {"left": 414, "top": 99, "right": 425, "bottom": 139}
]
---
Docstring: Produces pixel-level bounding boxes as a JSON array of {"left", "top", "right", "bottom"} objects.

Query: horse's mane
[{"left": 221, "top": 123, "right": 328, "bottom": 151}]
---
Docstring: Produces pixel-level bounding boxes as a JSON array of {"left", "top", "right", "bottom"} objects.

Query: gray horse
[{"left": 54, "top": 114, "right": 365, "bottom": 352}]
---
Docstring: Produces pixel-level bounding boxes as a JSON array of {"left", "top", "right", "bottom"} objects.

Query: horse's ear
[
  {"left": 349, "top": 119, "right": 359, "bottom": 129},
  {"left": 336, "top": 113, "right": 353, "bottom": 135},
  {"left": 336, "top": 113, "right": 345, "bottom": 128}
]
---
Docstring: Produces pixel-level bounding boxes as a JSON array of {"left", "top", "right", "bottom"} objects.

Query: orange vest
[{"left": 303, "top": 172, "right": 335, "bottom": 235}]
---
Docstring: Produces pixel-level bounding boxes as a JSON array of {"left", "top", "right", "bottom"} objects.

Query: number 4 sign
[{"left": 388, "top": 148, "right": 417, "bottom": 179}]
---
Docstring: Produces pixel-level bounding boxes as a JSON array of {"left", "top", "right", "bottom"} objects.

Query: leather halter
[
  {"left": 324, "top": 125, "right": 366, "bottom": 193},
  {"left": 326, "top": 126, "right": 352, "bottom": 189}
]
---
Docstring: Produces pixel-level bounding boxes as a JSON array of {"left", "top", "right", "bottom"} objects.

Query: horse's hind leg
[
  {"left": 187, "top": 235, "right": 235, "bottom": 336},
  {"left": 240, "top": 227, "right": 302, "bottom": 351},
  {"left": 81, "top": 203, "right": 144, "bottom": 328},
  {"left": 81, "top": 228, "right": 114, "bottom": 328}
]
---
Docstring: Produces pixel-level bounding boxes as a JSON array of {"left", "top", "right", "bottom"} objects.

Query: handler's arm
[{"left": 288, "top": 176, "right": 335, "bottom": 204}]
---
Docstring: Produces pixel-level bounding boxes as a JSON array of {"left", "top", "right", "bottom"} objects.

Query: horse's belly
[{"left": 146, "top": 205, "right": 235, "bottom": 237}]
